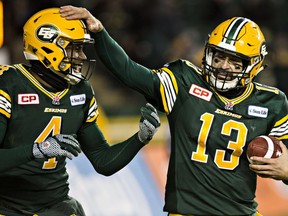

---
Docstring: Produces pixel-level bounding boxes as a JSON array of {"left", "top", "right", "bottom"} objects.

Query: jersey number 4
[
  {"left": 191, "top": 113, "right": 247, "bottom": 170},
  {"left": 35, "top": 116, "right": 62, "bottom": 169}
]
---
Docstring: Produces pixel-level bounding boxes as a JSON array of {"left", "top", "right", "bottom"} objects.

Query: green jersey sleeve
[
  {"left": 78, "top": 122, "right": 144, "bottom": 176},
  {"left": 0, "top": 118, "right": 34, "bottom": 172}
]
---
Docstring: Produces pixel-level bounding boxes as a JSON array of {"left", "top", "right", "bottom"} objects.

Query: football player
[
  {"left": 60, "top": 5, "right": 288, "bottom": 216},
  {"left": 0, "top": 8, "right": 161, "bottom": 216}
]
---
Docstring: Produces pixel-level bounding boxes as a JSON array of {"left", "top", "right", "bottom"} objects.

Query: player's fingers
[
  {"left": 65, "top": 134, "right": 78, "bottom": 144},
  {"left": 143, "top": 104, "right": 160, "bottom": 125},
  {"left": 61, "top": 143, "right": 81, "bottom": 153},
  {"left": 141, "top": 107, "right": 159, "bottom": 127},
  {"left": 63, "top": 146, "right": 80, "bottom": 156},
  {"left": 59, "top": 8, "right": 75, "bottom": 17},
  {"left": 54, "top": 140, "right": 81, "bottom": 155},
  {"left": 56, "top": 134, "right": 81, "bottom": 150},
  {"left": 64, "top": 151, "right": 73, "bottom": 160},
  {"left": 249, "top": 163, "right": 268, "bottom": 171},
  {"left": 145, "top": 103, "right": 157, "bottom": 113},
  {"left": 249, "top": 156, "right": 267, "bottom": 164},
  {"left": 60, "top": 6, "right": 89, "bottom": 20}
]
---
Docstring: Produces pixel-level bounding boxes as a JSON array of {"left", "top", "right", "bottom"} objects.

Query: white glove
[
  {"left": 138, "top": 103, "right": 161, "bottom": 144},
  {"left": 33, "top": 134, "right": 81, "bottom": 160}
]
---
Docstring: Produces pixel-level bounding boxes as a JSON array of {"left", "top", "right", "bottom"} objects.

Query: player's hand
[
  {"left": 60, "top": 5, "right": 104, "bottom": 33},
  {"left": 249, "top": 142, "right": 288, "bottom": 181},
  {"left": 138, "top": 103, "right": 161, "bottom": 144},
  {"left": 33, "top": 134, "right": 82, "bottom": 160}
]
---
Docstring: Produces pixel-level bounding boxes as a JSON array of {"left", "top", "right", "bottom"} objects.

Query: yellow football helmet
[
  {"left": 202, "top": 17, "right": 268, "bottom": 91},
  {"left": 23, "top": 8, "right": 96, "bottom": 85}
]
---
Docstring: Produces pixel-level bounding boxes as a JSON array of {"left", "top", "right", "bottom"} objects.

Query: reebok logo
[{"left": 189, "top": 84, "right": 212, "bottom": 102}]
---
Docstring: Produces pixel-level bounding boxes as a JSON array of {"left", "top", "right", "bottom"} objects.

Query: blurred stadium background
[{"left": 1, "top": 0, "right": 288, "bottom": 215}]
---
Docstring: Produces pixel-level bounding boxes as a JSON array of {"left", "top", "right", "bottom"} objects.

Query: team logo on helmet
[{"left": 36, "top": 25, "right": 58, "bottom": 42}]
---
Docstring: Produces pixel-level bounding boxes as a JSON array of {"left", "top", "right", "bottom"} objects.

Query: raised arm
[{"left": 60, "top": 5, "right": 156, "bottom": 97}]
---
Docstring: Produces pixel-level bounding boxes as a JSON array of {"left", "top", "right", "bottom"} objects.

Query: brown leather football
[{"left": 246, "top": 135, "right": 282, "bottom": 163}]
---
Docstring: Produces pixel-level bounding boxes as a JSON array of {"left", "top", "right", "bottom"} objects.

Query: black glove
[
  {"left": 33, "top": 134, "right": 81, "bottom": 160},
  {"left": 138, "top": 103, "right": 161, "bottom": 144}
]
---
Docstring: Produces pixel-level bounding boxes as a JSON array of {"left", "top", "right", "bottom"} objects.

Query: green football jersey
[
  {"left": 94, "top": 30, "right": 288, "bottom": 215},
  {"left": 0, "top": 61, "right": 147, "bottom": 214},
  {"left": 0, "top": 64, "right": 97, "bottom": 211},
  {"left": 155, "top": 60, "right": 288, "bottom": 215}
]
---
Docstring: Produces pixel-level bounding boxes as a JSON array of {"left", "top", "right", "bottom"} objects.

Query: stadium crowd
[{"left": 3, "top": 0, "right": 288, "bottom": 115}]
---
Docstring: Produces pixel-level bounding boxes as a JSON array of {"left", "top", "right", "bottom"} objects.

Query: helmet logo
[{"left": 36, "top": 25, "right": 58, "bottom": 42}]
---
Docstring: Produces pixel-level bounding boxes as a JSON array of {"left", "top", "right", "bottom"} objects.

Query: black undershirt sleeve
[{"left": 0, "top": 117, "right": 34, "bottom": 173}]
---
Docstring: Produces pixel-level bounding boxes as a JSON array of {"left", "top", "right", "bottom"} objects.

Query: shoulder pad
[
  {"left": 0, "top": 65, "right": 15, "bottom": 76},
  {"left": 182, "top": 60, "right": 202, "bottom": 74},
  {"left": 163, "top": 59, "right": 180, "bottom": 68},
  {"left": 254, "top": 82, "right": 280, "bottom": 95},
  {"left": 164, "top": 59, "right": 201, "bottom": 71}
]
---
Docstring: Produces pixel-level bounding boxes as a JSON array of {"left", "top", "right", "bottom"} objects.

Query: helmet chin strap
[{"left": 30, "top": 61, "right": 68, "bottom": 92}]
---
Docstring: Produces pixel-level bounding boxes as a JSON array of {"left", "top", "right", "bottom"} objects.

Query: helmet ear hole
[
  {"left": 32, "top": 47, "right": 37, "bottom": 54},
  {"left": 41, "top": 47, "right": 53, "bottom": 54}
]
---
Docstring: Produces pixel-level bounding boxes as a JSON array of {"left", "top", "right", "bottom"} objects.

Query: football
[{"left": 246, "top": 135, "right": 282, "bottom": 163}]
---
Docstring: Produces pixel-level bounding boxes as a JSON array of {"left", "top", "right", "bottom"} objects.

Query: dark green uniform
[
  {"left": 0, "top": 64, "right": 145, "bottom": 214},
  {"left": 94, "top": 30, "right": 288, "bottom": 215}
]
